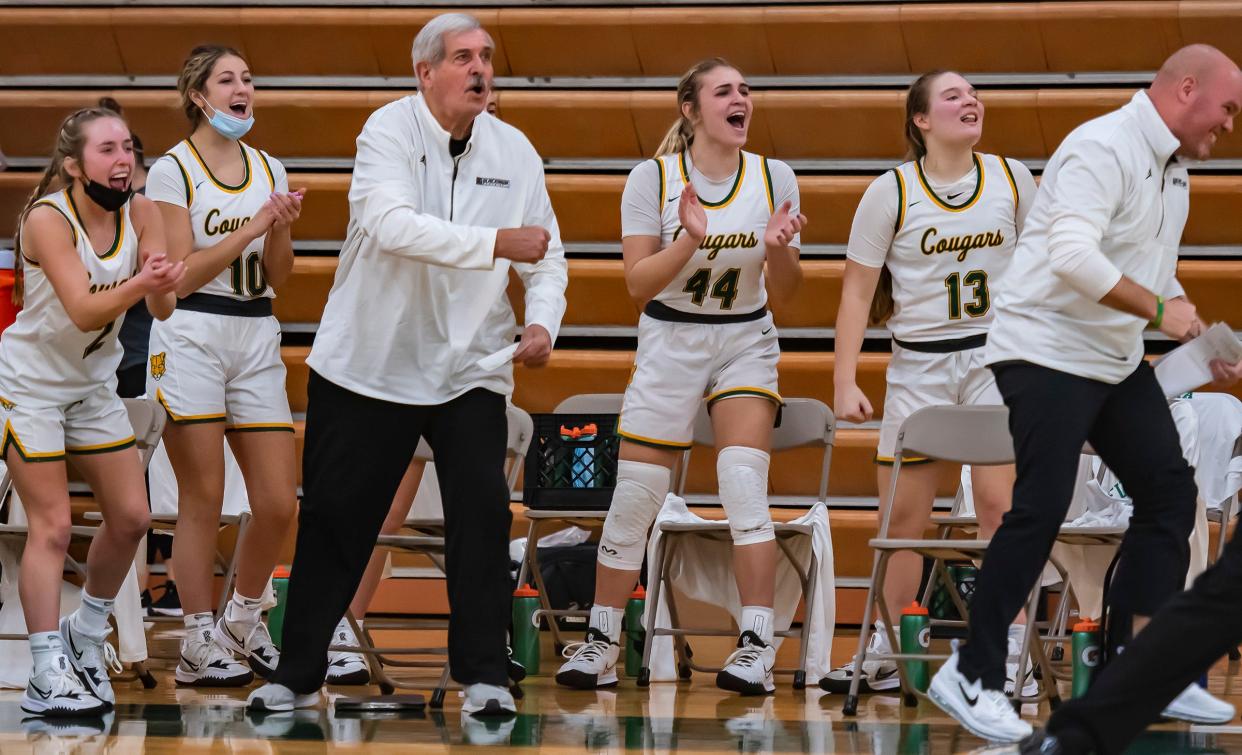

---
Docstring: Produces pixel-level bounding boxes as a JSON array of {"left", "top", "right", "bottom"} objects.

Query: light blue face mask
[{"left": 200, "top": 101, "right": 254, "bottom": 141}]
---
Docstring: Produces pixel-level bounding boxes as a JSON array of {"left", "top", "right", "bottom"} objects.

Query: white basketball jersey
[
  {"left": 652, "top": 151, "right": 775, "bottom": 315},
  {"left": 159, "top": 140, "right": 278, "bottom": 300},
  {"left": 0, "top": 190, "right": 140, "bottom": 405},
  {"left": 886, "top": 153, "right": 1019, "bottom": 342}
]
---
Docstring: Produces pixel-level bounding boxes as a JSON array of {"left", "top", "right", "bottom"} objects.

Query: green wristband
[{"left": 1150, "top": 295, "right": 1164, "bottom": 329}]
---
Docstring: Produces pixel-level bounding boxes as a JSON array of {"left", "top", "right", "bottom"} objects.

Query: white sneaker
[
  {"left": 716, "top": 631, "right": 777, "bottom": 696},
  {"left": 927, "top": 650, "right": 1033, "bottom": 743},
  {"left": 246, "top": 682, "right": 321, "bottom": 712},
  {"left": 555, "top": 628, "right": 620, "bottom": 690},
  {"left": 215, "top": 617, "right": 279, "bottom": 679},
  {"left": 1162, "top": 683, "right": 1236, "bottom": 724},
  {"left": 21, "top": 655, "right": 107, "bottom": 717},
  {"left": 325, "top": 619, "right": 370, "bottom": 686},
  {"left": 461, "top": 683, "right": 516, "bottom": 717},
  {"left": 176, "top": 626, "right": 254, "bottom": 687},
  {"left": 1004, "top": 634, "right": 1039, "bottom": 698},
  {"left": 60, "top": 616, "right": 122, "bottom": 707},
  {"left": 819, "top": 631, "right": 900, "bottom": 693}
]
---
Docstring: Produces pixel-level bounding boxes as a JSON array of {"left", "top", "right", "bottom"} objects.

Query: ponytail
[{"left": 868, "top": 267, "right": 895, "bottom": 326}]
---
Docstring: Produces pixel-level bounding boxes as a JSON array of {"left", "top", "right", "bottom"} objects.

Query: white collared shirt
[
  {"left": 307, "top": 93, "right": 568, "bottom": 404},
  {"left": 985, "top": 90, "right": 1188, "bottom": 383}
]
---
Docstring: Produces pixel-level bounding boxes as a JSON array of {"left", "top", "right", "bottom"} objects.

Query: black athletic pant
[
  {"left": 1044, "top": 527, "right": 1242, "bottom": 754},
  {"left": 271, "top": 371, "right": 513, "bottom": 693},
  {"left": 957, "top": 360, "right": 1197, "bottom": 689}
]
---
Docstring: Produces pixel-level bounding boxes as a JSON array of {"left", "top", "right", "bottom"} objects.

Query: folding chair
[
  {"left": 516, "top": 393, "right": 630, "bottom": 652},
  {"left": 347, "top": 403, "right": 533, "bottom": 709},
  {"left": 638, "top": 397, "right": 834, "bottom": 690},
  {"left": 0, "top": 397, "right": 166, "bottom": 688},
  {"left": 843, "top": 405, "right": 1064, "bottom": 716}
]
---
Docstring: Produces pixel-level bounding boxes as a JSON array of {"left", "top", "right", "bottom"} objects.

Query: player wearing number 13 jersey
[
  {"left": 144, "top": 46, "right": 303, "bottom": 689},
  {"left": 824, "top": 71, "right": 1037, "bottom": 697}
]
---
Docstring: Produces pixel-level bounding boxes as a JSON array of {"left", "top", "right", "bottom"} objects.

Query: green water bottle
[
  {"left": 625, "top": 586, "right": 646, "bottom": 676},
  {"left": 512, "top": 584, "right": 541, "bottom": 675},
  {"left": 269, "top": 565, "right": 290, "bottom": 649},
  {"left": 1072, "top": 620, "right": 1102, "bottom": 697},
  {"left": 899, "top": 603, "right": 931, "bottom": 692}
]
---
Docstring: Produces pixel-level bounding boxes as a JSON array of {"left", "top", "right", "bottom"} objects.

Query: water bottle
[
  {"left": 1072, "top": 619, "right": 1101, "bottom": 697},
  {"left": 512, "top": 584, "right": 541, "bottom": 674},
  {"left": 571, "top": 424, "right": 598, "bottom": 488},
  {"left": 625, "top": 586, "right": 646, "bottom": 676},
  {"left": 0, "top": 249, "right": 18, "bottom": 335},
  {"left": 269, "top": 565, "right": 291, "bottom": 649},
  {"left": 899, "top": 602, "right": 931, "bottom": 692}
]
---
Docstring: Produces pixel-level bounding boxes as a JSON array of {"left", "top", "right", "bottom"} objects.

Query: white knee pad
[
  {"left": 597, "top": 460, "right": 671, "bottom": 570},
  {"left": 717, "top": 446, "right": 774, "bottom": 546}
]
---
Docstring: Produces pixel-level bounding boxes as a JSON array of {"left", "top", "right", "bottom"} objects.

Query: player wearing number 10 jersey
[{"left": 145, "top": 45, "right": 303, "bottom": 688}]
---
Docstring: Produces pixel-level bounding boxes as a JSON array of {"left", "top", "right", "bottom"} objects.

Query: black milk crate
[{"left": 524, "top": 413, "right": 621, "bottom": 510}]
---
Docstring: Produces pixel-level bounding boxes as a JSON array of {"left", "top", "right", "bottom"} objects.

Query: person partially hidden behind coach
[{"left": 247, "top": 12, "right": 568, "bottom": 715}]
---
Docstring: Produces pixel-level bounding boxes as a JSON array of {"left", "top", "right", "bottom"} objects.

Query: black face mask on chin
[{"left": 82, "top": 177, "right": 132, "bottom": 212}]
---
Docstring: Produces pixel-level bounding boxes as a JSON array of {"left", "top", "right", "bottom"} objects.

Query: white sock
[
  {"left": 29, "top": 631, "right": 65, "bottom": 674},
  {"left": 72, "top": 590, "right": 115, "bottom": 637},
  {"left": 225, "top": 590, "right": 264, "bottom": 627},
  {"left": 873, "top": 620, "right": 892, "bottom": 653},
  {"left": 184, "top": 611, "right": 214, "bottom": 633},
  {"left": 741, "top": 605, "right": 775, "bottom": 644},
  {"left": 1007, "top": 623, "right": 1026, "bottom": 658},
  {"left": 590, "top": 605, "right": 624, "bottom": 644}
]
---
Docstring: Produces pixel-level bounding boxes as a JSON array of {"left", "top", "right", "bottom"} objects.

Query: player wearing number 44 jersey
[
  {"left": 557, "top": 58, "right": 805, "bottom": 696},
  {"left": 824, "top": 71, "right": 1039, "bottom": 701},
  {"left": 145, "top": 45, "right": 302, "bottom": 688}
]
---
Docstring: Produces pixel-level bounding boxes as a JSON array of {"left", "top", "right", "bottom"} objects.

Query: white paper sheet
[
  {"left": 475, "top": 342, "right": 520, "bottom": 371},
  {"left": 1154, "top": 322, "right": 1242, "bottom": 397}
]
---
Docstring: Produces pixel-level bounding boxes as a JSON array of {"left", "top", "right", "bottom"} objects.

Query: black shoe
[
  {"left": 147, "top": 581, "right": 183, "bottom": 617},
  {"left": 1020, "top": 729, "right": 1066, "bottom": 754}
]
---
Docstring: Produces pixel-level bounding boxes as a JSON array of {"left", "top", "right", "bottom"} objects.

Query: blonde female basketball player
[
  {"left": 1, "top": 107, "right": 183, "bottom": 715},
  {"left": 557, "top": 58, "right": 806, "bottom": 695},
  {"left": 145, "top": 45, "right": 303, "bottom": 686},
  {"left": 823, "top": 71, "right": 1037, "bottom": 696}
]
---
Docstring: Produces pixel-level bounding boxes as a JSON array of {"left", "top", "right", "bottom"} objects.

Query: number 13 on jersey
[{"left": 945, "top": 270, "right": 990, "bottom": 320}]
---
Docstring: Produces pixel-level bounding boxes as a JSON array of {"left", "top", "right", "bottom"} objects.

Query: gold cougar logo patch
[
  {"left": 0, "top": 396, "right": 13, "bottom": 411},
  {"left": 150, "top": 352, "right": 166, "bottom": 381}
]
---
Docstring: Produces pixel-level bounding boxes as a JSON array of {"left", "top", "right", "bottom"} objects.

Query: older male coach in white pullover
[{"left": 248, "top": 12, "right": 567, "bottom": 715}]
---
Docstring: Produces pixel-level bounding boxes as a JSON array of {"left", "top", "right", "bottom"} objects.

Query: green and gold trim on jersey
[
  {"left": 656, "top": 157, "right": 667, "bottom": 207},
  {"left": 893, "top": 168, "right": 908, "bottom": 233},
  {"left": 678, "top": 151, "right": 745, "bottom": 209},
  {"left": 256, "top": 149, "right": 276, "bottom": 191},
  {"left": 66, "top": 436, "right": 136, "bottom": 455},
  {"left": 761, "top": 157, "right": 775, "bottom": 213},
  {"left": 706, "top": 385, "right": 783, "bottom": 406},
  {"left": 999, "top": 155, "right": 1020, "bottom": 207},
  {"left": 914, "top": 153, "right": 985, "bottom": 212},
  {"left": 167, "top": 153, "right": 195, "bottom": 206},
  {"left": 64, "top": 189, "right": 125, "bottom": 260},
  {"left": 155, "top": 388, "right": 226, "bottom": 425},
  {"left": 616, "top": 428, "right": 694, "bottom": 451},
  {"left": 26, "top": 199, "right": 79, "bottom": 266},
  {"left": 1, "top": 421, "right": 66, "bottom": 463},
  {"left": 186, "top": 138, "right": 253, "bottom": 194},
  {"left": 225, "top": 422, "right": 296, "bottom": 433}
]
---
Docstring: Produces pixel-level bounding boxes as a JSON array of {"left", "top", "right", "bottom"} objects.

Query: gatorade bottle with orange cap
[
  {"left": 512, "top": 584, "right": 541, "bottom": 674},
  {"left": 899, "top": 602, "right": 930, "bottom": 691},
  {"left": 269, "top": 565, "right": 291, "bottom": 648},
  {"left": 625, "top": 585, "right": 646, "bottom": 676},
  {"left": 1072, "top": 619, "right": 1102, "bottom": 697}
]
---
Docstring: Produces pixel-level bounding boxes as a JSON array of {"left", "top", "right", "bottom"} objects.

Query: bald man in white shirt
[
  {"left": 247, "top": 13, "right": 567, "bottom": 716},
  {"left": 927, "top": 45, "right": 1242, "bottom": 744}
]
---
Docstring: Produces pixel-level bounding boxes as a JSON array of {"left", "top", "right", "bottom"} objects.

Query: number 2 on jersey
[
  {"left": 229, "top": 252, "right": 267, "bottom": 297},
  {"left": 944, "top": 270, "right": 990, "bottom": 319},
  {"left": 683, "top": 267, "right": 741, "bottom": 310},
  {"left": 83, "top": 320, "right": 115, "bottom": 359}
]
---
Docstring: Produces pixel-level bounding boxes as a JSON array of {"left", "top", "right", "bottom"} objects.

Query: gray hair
[{"left": 410, "top": 12, "right": 493, "bottom": 80}]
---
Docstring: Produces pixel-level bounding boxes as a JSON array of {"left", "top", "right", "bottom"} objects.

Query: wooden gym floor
[{"left": 0, "top": 628, "right": 1239, "bottom": 753}]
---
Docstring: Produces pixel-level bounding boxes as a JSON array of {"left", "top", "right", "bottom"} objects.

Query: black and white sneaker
[
  {"left": 556, "top": 628, "right": 621, "bottom": 690},
  {"left": 246, "top": 683, "right": 321, "bottom": 713},
  {"left": 927, "top": 649, "right": 1033, "bottom": 743},
  {"left": 59, "top": 616, "right": 122, "bottom": 708},
  {"left": 461, "top": 683, "right": 516, "bottom": 717},
  {"left": 175, "top": 627, "right": 255, "bottom": 687},
  {"left": 21, "top": 655, "right": 107, "bottom": 717},
  {"left": 325, "top": 619, "right": 370, "bottom": 685},
  {"left": 820, "top": 630, "right": 900, "bottom": 693},
  {"left": 215, "top": 617, "right": 279, "bottom": 679},
  {"left": 715, "top": 631, "right": 776, "bottom": 696}
]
